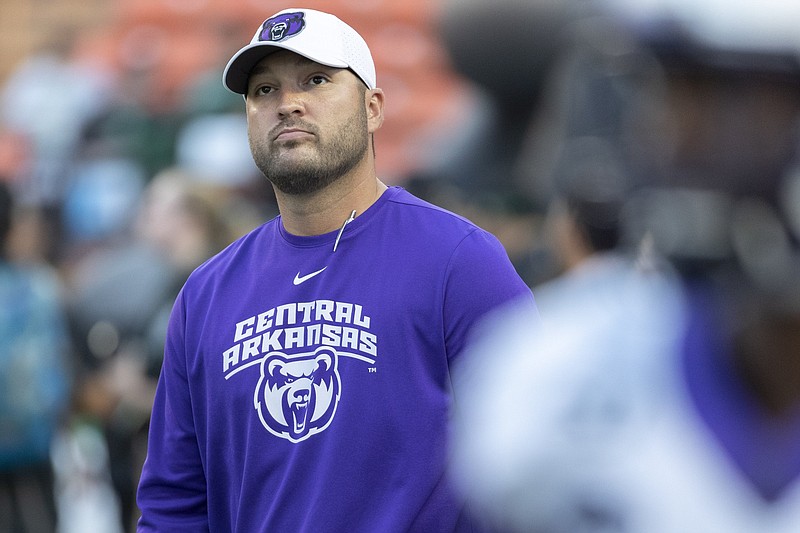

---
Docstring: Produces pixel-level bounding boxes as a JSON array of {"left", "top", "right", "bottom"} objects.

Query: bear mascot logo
[
  {"left": 254, "top": 346, "right": 340, "bottom": 443},
  {"left": 259, "top": 11, "right": 305, "bottom": 43}
]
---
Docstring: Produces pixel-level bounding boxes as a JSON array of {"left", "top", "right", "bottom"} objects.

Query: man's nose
[{"left": 277, "top": 89, "right": 305, "bottom": 118}]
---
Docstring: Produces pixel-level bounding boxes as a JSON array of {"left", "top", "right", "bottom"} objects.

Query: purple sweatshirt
[{"left": 137, "top": 187, "right": 533, "bottom": 532}]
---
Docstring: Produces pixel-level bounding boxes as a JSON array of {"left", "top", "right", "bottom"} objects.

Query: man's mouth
[{"left": 274, "top": 128, "right": 314, "bottom": 142}]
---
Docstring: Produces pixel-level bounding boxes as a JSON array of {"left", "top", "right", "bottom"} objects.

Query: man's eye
[
  {"left": 254, "top": 86, "right": 275, "bottom": 95},
  {"left": 309, "top": 76, "right": 328, "bottom": 86}
]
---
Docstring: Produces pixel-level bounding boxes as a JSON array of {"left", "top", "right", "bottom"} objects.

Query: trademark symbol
[{"left": 368, "top": 367, "right": 377, "bottom": 373}]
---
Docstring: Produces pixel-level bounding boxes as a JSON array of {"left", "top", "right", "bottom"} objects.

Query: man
[
  {"left": 136, "top": 8, "right": 533, "bottom": 532},
  {"left": 450, "top": 1, "right": 800, "bottom": 532}
]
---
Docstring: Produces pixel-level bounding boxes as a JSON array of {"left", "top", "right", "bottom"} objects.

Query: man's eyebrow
[{"left": 249, "top": 64, "right": 269, "bottom": 78}]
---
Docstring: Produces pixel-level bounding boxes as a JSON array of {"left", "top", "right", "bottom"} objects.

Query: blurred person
[
  {"left": 531, "top": 133, "right": 649, "bottom": 288},
  {"left": 0, "top": 179, "right": 72, "bottom": 532},
  {"left": 172, "top": 97, "right": 279, "bottom": 233},
  {"left": 407, "top": 0, "right": 589, "bottom": 285},
  {"left": 136, "top": 168, "right": 253, "bottom": 283},
  {"left": 136, "top": 8, "right": 533, "bottom": 532},
  {"left": 174, "top": 113, "right": 261, "bottom": 190},
  {"left": 1, "top": 31, "right": 114, "bottom": 208},
  {"left": 62, "top": 167, "right": 244, "bottom": 532},
  {"left": 434, "top": 0, "right": 582, "bottom": 206},
  {"left": 134, "top": 168, "right": 261, "bottom": 378},
  {"left": 450, "top": 1, "right": 800, "bottom": 532},
  {"left": 56, "top": 154, "right": 155, "bottom": 533},
  {"left": 79, "top": 53, "right": 186, "bottom": 183}
]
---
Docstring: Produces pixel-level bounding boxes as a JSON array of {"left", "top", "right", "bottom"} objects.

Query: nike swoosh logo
[{"left": 293, "top": 266, "right": 327, "bottom": 285}]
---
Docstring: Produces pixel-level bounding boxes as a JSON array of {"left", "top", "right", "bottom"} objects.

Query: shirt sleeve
[
  {"left": 137, "top": 289, "right": 210, "bottom": 532},
  {"left": 442, "top": 227, "right": 535, "bottom": 364}
]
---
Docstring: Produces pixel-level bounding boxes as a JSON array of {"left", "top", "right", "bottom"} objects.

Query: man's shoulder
[{"left": 384, "top": 187, "right": 484, "bottom": 236}]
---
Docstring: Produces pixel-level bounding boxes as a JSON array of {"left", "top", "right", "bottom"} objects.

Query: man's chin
[
  {"left": 265, "top": 166, "right": 331, "bottom": 196},
  {"left": 272, "top": 179, "right": 328, "bottom": 196}
]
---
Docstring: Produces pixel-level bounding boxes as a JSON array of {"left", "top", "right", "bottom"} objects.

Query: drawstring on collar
[{"left": 333, "top": 210, "right": 357, "bottom": 252}]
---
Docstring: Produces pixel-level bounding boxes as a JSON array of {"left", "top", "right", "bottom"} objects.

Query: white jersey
[{"left": 451, "top": 255, "right": 800, "bottom": 533}]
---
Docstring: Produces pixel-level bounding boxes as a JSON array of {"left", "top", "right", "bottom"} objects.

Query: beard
[{"left": 249, "top": 101, "right": 369, "bottom": 195}]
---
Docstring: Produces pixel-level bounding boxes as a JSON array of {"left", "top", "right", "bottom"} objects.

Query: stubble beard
[{"left": 250, "top": 103, "right": 369, "bottom": 196}]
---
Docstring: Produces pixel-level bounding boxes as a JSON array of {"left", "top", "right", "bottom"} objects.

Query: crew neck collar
[{"left": 277, "top": 186, "right": 399, "bottom": 248}]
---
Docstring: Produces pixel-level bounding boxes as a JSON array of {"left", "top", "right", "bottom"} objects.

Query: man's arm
[
  {"left": 442, "top": 227, "right": 535, "bottom": 364},
  {"left": 137, "top": 291, "right": 209, "bottom": 532}
]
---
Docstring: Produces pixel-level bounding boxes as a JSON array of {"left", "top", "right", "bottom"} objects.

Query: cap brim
[{"left": 223, "top": 42, "right": 349, "bottom": 95}]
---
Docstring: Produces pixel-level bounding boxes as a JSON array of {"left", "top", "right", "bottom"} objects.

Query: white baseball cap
[{"left": 223, "top": 8, "right": 376, "bottom": 95}]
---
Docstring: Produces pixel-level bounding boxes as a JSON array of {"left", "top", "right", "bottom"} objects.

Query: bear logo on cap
[{"left": 259, "top": 11, "right": 305, "bottom": 42}]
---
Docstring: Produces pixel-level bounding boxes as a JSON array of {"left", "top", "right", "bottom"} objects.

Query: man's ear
[{"left": 365, "top": 88, "right": 385, "bottom": 134}]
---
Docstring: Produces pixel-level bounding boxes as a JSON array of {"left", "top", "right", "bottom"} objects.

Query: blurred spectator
[
  {"left": 408, "top": 0, "right": 592, "bottom": 285},
  {"left": 62, "top": 166, "right": 250, "bottom": 531},
  {"left": 174, "top": 113, "right": 261, "bottom": 189},
  {"left": 80, "top": 62, "right": 186, "bottom": 184},
  {"left": 434, "top": 0, "right": 581, "bottom": 204},
  {"left": 1, "top": 31, "right": 114, "bottom": 208},
  {"left": 451, "top": 1, "right": 800, "bottom": 531},
  {"left": 0, "top": 179, "right": 72, "bottom": 532},
  {"left": 63, "top": 157, "right": 147, "bottom": 249}
]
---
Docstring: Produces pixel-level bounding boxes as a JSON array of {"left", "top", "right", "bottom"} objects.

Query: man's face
[{"left": 244, "top": 50, "right": 371, "bottom": 195}]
